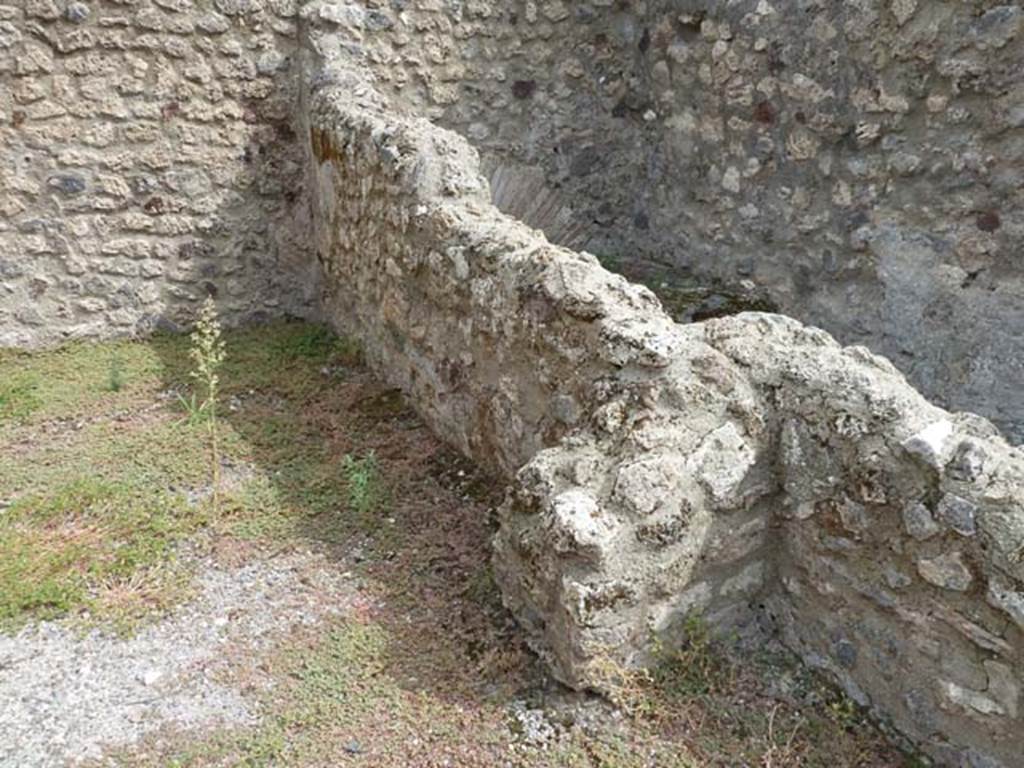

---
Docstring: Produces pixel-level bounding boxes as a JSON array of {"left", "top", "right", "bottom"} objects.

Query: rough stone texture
[
  {"left": 330, "top": 0, "right": 1024, "bottom": 444},
  {"left": 302, "top": 38, "right": 1024, "bottom": 766},
  {"left": 0, "top": 0, "right": 318, "bottom": 346},
  {"left": 4, "top": 1, "right": 1024, "bottom": 765},
  {"left": 4, "top": 0, "right": 1022, "bottom": 449}
]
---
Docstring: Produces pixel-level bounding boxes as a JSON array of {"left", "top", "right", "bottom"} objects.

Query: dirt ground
[{"left": 0, "top": 321, "right": 920, "bottom": 767}]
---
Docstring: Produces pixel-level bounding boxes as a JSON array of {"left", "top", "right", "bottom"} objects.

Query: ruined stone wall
[
  {"left": 303, "top": 42, "right": 1024, "bottom": 766},
  {"left": 7, "top": 0, "right": 1019, "bottom": 450},
  {"left": 352, "top": 0, "right": 1024, "bottom": 446},
  {"left": 299, "top": 0, "right": 655, "bottom": 250},
  {"left": 0, "top": 0, "right": 317, "bottom": 347},
  {"left": 302, "top": 64, "right": 674, "bottom": 478}
]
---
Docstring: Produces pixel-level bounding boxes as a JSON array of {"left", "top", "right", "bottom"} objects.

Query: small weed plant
[
  {"left": 587, "top": 617, "right": 737, "bottom": 721},
  {"left": 586, "top": 653, "right": 656, "bottom": 719},
  {"left": 342, "top": 451, "right": 384, "bottom": 527},
  {"left": 107, "top": 352, "right": 125, "bottom": 392},
  {"left": 649, "top": 615, "right": 735, "bottom": 698},
  {"left": 180, "top": 297, "right": 227, "bottom": 512}
]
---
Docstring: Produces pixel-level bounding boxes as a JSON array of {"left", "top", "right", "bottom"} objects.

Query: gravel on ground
[{"left": 0, "top": 549, "right": 357, "bottom": 768}]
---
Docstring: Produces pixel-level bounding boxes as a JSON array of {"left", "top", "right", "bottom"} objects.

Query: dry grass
[{"left": 2, "top": 322, "right": 921, "bottom": 767}]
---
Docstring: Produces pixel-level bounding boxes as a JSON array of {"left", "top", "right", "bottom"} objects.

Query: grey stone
[
  {"left": 0, "top": 258, "right": 26, "bottom": 279},
  {"left": 65, "top": 3, "right": 89, "bottom": 23},
  {"left": 47, "top": 174, "right": 87, "bottom": 196},
  {"left": 940, "top": 653, "right": 988, "bottom": 691},
  {"left": 883, "top": 567, "right": 912, "bottom": 590},
  {"left": 985, "top": 661, "right": 1019, "bottom": 719},
  {"left": 948, "top": 440, "right": 988, "bottom": 482},
  {"left": 987, "top": 577, "right": 1024, "bottom": 631},
  {"left": 903, "top": 502, "right": 941, "bottom": 541},
  {"left": 834, "top": 638, "right": 857, "bottom": 670},
  {"left": 937, "top": 494, "right": 978, "bottom": 537},
  {"left": 941, "top": 681, "right": 1006, "bottom": 717},
  {"left": 972, "top": 5, "right": 1022, "bottom": 50},
  {"left": 2, "top": 4, "right": 1024, "bottom": 766},
  {"left": 918, "top": 552, "right": 974, "bottom": 592}
]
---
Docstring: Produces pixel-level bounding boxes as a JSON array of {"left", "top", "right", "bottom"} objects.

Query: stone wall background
[
  {"left": 634, "top": 0, "right": 1024, "bottom": 445},
  {"left": 0, "top": 0, "right": 317, "bottom": 347}
]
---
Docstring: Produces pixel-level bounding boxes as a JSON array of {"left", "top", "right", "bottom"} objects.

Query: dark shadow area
[{"left": 606, "top": 258, "right": 779, "bottom": 323}]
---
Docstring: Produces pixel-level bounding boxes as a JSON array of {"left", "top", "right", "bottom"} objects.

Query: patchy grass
[
  {"left": 0, "top": 320, "right": 367, "bottom": 631},
  {"left": 4, "top": 321, "right": 917, "bottom": 767},
  {"left": 0, "top": 369, "right": 42, "bottom": 423},
  {"left": 0, "top": 478, "right": 198, "bottom": 632},
  {"left": 341, "top": 451, "right": 388, "bottom": 529}
]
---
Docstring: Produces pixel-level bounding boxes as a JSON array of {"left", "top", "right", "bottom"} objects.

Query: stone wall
[
  {"left": 345, "top": 0, "right": 1024, "bottom": 445},
  {"left": 4, "top": 3, "right": 1024, "bottom": 761},
  {"left": 631, "top": 0, "right": 1024, "bottom": 446},
  {"left": 303, "top": 40, "right": 1024, "bottom": 766},
  {"left": 6, "top": 0, "right": 1021, "bottom": 450},
  {"left": 0, "top": 0, "right": 317, "bottom": 346}
]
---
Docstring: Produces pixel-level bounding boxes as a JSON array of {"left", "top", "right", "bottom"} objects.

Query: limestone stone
[
  {"left": 903, "top": 420, "right": 955, "bottom": 470},
  {"left": 941, "top": 681, "right": 1006, "bottom": 717}
]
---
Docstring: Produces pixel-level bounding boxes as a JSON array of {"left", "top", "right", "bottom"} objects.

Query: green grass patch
[
  {"left": 0, "top": 369, "right": 43, "bottom": 424},
  {"left": 342, "top": 451, "right": 385, "bottom": 522},
  {"left": 0, "top": 478, "right": 201, "bottom": 631},
  {"left": 0, "top": 321, "right": 371, "bottom": 630},
  {"left": 270, "top": 323, "right": 362, "bottom": 365},
  {"left": 0, "top": 339, "right": 174, "bottom": 429}
]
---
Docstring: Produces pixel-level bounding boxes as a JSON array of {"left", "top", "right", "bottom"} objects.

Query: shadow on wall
[{"left": 156, "top": 101, "right": 319, "bottom": 337}]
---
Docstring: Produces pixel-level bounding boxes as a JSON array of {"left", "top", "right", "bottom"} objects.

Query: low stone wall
[
  {"left": 422, "top": 0, "right": 1024, "bottom": 446},
  {"left": 304, "top": 47, "right": 1024, "bottom": 767}
]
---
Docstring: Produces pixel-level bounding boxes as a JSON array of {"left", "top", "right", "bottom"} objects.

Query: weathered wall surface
[
  {"left": 5, "top": 0, "right": 1020, "bottom": 450},
  {"left": 342, "top": 0, "right": 1024, "bottom": 445},
  {"left": 3, "top": 3, "right": 1023, "bottom": 759},
  {"left": 0, "top": 0, "right": 317, "bottom": 347},
  {"left": 630, "top": 0, "right": 1024, "bottom": 445},
  {"left": 303, "top": 40, "right": 1024, "bottom": 766}
]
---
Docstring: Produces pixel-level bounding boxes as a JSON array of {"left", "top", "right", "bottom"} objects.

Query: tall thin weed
[{"left": 180, "top": 297, "right": 227, "bottom": 513}]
